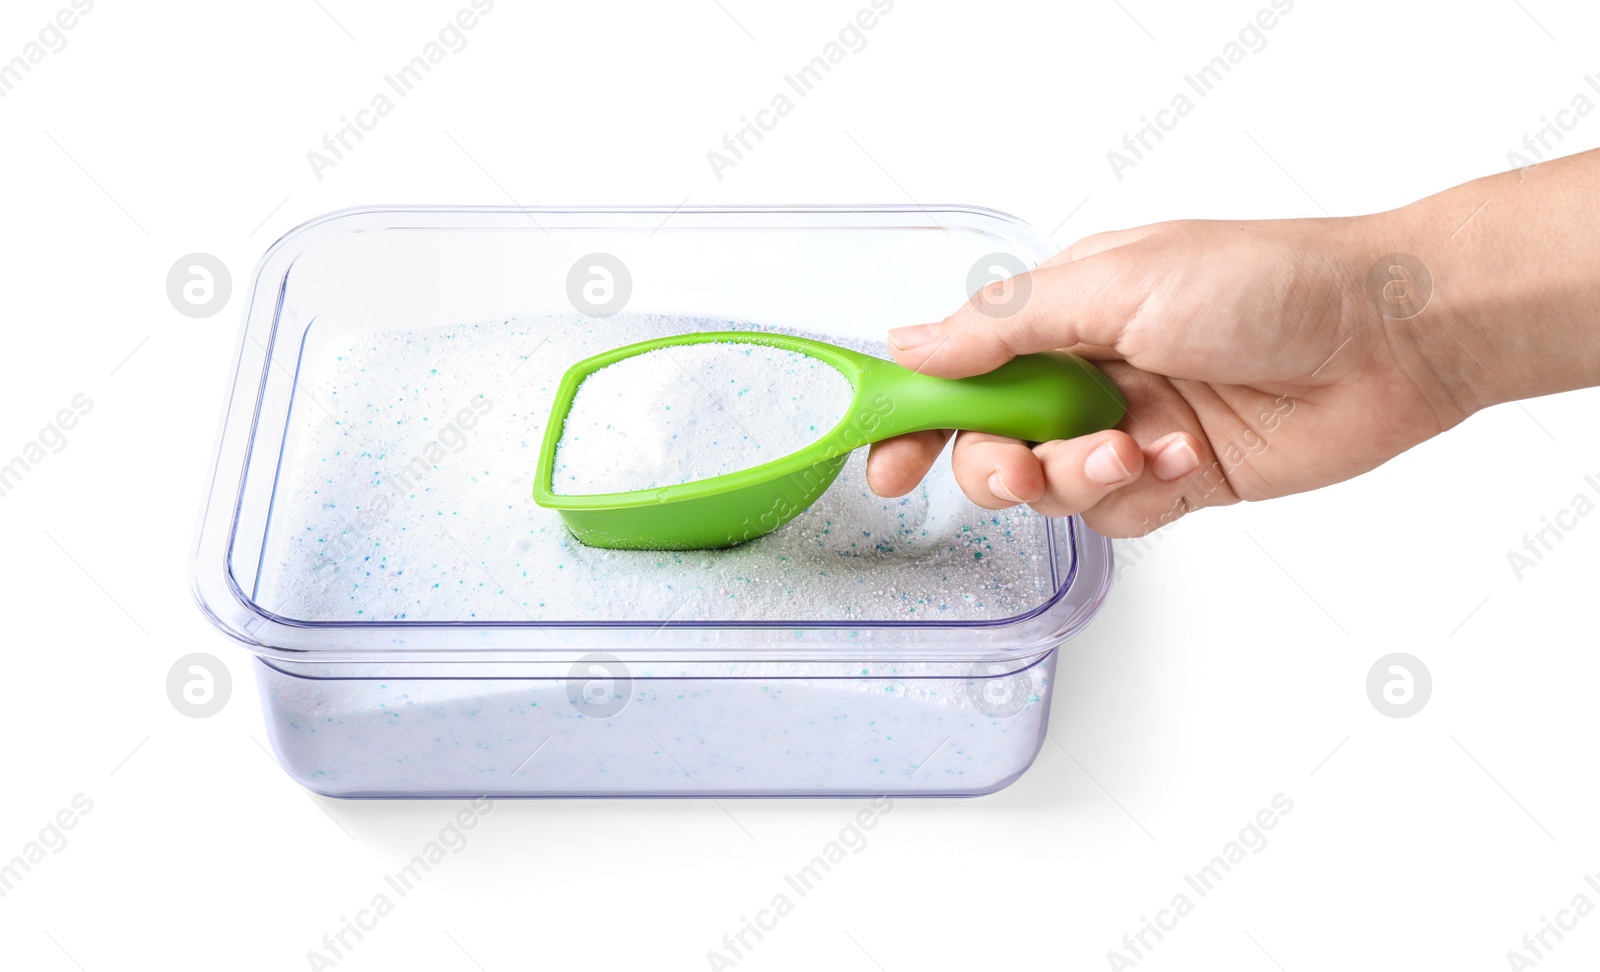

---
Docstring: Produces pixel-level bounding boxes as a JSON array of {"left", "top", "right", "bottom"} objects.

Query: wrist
[
  {"left": 1344, "top": 206, "right": 1495, "bottom": 429},
  {"left": 1358, "top": 155, "right": 1600, "bottom": 420}
]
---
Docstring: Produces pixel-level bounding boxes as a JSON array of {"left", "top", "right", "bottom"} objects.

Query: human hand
[
  {"left": 866, "top": 197, "right": 1557, "bottom": 537},
  {"left": 871, "top": 147, "right": 1600, "bottom": 538}
]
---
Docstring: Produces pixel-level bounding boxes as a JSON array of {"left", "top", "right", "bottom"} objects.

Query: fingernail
[
  {"left": 987, "top": 472, "right": 1024, "bottom": 504},
  {"left": 1084, "top": 443, "right": 1133, "bottom": 485},
  {"left": 1152, "top": 436, "right": 1201, "bottom": 481},
  {"left": 888, "top": 322, "right": 943, "bottom": 351}
]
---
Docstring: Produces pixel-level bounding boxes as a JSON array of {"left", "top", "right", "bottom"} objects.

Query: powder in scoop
[{"left": 550, "top": 342, "right": 853, "bottom": 495}]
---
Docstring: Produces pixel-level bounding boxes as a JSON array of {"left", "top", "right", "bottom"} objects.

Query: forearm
[{"left": 1364, "top": 149, "right": 1600, "bottom": 420}]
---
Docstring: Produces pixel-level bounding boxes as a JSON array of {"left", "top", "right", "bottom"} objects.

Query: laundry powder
[
  {"left": 252, "top": 314, "right": 1058, "bottom": 624},
  {"left": 550, "top": 342, "right": 853, "bottom": 495}
]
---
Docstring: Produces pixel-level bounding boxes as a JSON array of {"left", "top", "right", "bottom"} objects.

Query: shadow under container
[{"left": 191, "top": 205, "right": 1116, "bottom": 798}]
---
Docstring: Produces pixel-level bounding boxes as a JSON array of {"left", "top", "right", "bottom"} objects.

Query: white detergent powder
[
  {"left": 252, "top": 314, "right": 1058, "bottom": 623},
  {"left": 551, "top": 343, "right": 853, "bottom": 495},
  {"left": 256, "top": 656, "right": 1054, "bottom": 797}
]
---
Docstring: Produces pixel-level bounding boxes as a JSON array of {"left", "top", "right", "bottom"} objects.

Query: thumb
[{"left": 886, "top": 253, "right": 1143, "bottom": 378}]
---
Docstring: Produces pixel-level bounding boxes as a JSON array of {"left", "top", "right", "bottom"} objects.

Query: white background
[{"left": 2, "top": 1, "right": 1599, "bottom": 969}]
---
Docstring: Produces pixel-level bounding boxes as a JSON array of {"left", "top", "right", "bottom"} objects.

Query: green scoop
[{"left": 533, "top": 331, "right": 1126, "bottom": 550}]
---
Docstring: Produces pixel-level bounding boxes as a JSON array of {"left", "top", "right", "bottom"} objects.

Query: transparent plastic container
[{"left": 191, "top": 205, "right": 1115, "bottom": 798}]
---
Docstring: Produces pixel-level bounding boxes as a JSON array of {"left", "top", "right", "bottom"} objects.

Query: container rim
[{"left": 189, "top": 203, "right": 1116, "bottom": 664}]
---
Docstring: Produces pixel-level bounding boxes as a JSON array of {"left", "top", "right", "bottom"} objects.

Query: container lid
[{"left": 191, "top": 206, "right": 1114, "bottom": 671}]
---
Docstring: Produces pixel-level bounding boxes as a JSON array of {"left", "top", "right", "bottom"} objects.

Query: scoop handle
[{"left": 855, "top": 351, "right": 1127, "bottom": 443}]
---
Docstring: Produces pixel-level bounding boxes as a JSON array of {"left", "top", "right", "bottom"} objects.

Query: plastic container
[{"left": 191, "top": 205, "right": 1116, "bottom": 798}]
